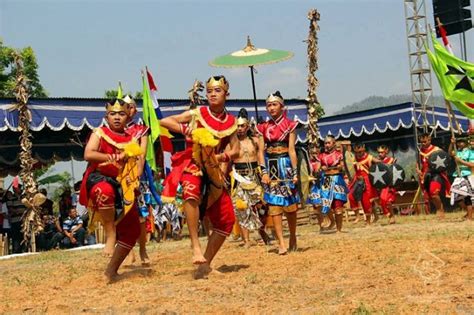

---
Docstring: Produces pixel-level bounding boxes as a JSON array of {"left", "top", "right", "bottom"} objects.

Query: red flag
[
  {"left": 146, "top": 68, "right": 160, "bottom": 111},
  {"left": 145, "top": 67, "right": 174, "bottom": 175},
  {"left": 436, "top": 18, "right": 453, "bottom": 54}
]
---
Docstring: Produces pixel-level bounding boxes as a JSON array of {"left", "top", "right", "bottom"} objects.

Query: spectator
[
  {"left": 60, "top": 208, "right": 85, "bottom": 248},
  {"left": 72, "top": 182, "right": 88, "bottom": 227},
  {"left": 39, "top": 188, "right": 54, "bottom": 216},
  {"left": 1, "top": 189, "right": 11, "bottom": 237},
  {"left": 72, "top": 181, "right": 95, "bottom": 245},
  {"left": 6, "top": 186, "right": 27, "bottom": 253},
  {"left": 58, "top": 188, "right": 72, "bottom": 221},
  {"left": 37, "top": 214, "right": 61, "bottom": 251}
]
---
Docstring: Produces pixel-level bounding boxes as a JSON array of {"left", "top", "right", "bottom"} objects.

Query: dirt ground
[{"left": 0, "top": 213, "right": 472, "bottom": 314}]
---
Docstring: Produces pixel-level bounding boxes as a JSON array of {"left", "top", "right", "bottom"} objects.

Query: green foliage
[
  {"left": 134, "top": 91, "right": 143, "bottom": 100},
  {"left": 0, "top": 38, "right": 48, "bottom": 97},
  {"left": 37, "top": 172, "right": 71, "bottom": 186},
  {"left": 33, "top": 164, "right": 53, "bottom": 180},
  {"left": 105, "top": 89, "right": 143, "bottom": 100},
  {"left": 104, "top": 89, "right": 118, "bottom": 99}
]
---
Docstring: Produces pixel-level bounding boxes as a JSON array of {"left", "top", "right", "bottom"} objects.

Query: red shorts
[
  {"left": 348, "top": 191, "right": 374, "bottom": 214},
  {"left": 380, "top": 187, "right": 396, "bottom": 215},
  {"left": 89, "top": 181, "right": 140, "bottom": 250},
  {"left": 181, "top": 173, "right": 235, "bottom": 236},
  {"left": 427, "top": 181, "right": 442, "bottom": 197},
  {"left": 181, "top": 173, "right": 202, "bottom": 201},
  {"left": 89, "top": 181, "right": 115, "bottom": 210},
  {"left": 332, "top": 200, "right": 345, "bottom": 210}
]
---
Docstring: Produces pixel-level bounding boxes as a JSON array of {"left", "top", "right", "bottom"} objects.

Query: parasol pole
[{"left": 249, "top": 65, "right": 259, "bottom": 122}]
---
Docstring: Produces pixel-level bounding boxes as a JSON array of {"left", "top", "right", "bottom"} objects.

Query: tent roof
[
  {"left": 0, "top": 98, "right": 469, "bottom": 174},
  {"left": 0, "top": 97, "right": 308, "bottom": 132}
]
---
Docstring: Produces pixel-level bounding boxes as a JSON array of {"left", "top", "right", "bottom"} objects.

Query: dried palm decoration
[
  {"left": 13, "top": 53, "right": 43, "bottom": 251},
  {"left": 306, "top": 9, "right": 325, "bottom": 148}
]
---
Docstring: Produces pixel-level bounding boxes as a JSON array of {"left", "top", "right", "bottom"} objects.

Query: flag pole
[{"left": 445, "top": 99, "right": 462, "bottom": 177}]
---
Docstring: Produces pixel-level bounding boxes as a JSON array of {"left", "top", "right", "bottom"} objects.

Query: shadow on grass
[
  {"left": 119, "top": 267, "right": 154, "bottom": 280},
  {"left": 216, "top": 264, "right": 250, "bottom": 273}
]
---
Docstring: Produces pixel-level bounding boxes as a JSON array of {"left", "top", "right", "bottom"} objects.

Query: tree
[
  {"left": 104, "top": 89, "right": 118, "bottom": 99},
  {"left": 0, "top": 39, "right": 48, "bottom": 98},
  {"left": 104, "top": 89, "right": 143, "bottom": 99}
]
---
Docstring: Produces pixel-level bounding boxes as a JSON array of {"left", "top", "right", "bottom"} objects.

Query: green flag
[
  {"left": 426, "top": 33, "right": 474, "bottom": 118},
  {"left": 142, "top": 74, "right": 161, "bottom": 171},
  {"left": 117, "top": 81, "right": 123, "bottom": 99}
]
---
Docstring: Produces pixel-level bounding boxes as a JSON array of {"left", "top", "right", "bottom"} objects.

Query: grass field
[{"left": 0, "top": 213, "right": 472, "bottom": 314}]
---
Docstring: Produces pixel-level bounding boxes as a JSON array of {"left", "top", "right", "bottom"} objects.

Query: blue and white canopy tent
[{"left": 0, "top": 98, "right": 469, "bottom": 175}]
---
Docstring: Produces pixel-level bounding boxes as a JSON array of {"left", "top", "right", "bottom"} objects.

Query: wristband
[{"left": 260, "top": 165, "right": 268, "bottom": 175}]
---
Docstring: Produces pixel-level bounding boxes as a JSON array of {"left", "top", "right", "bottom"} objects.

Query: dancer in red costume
[
  {"left": 160, "top": 75, "right": 239, "bottom": 279},
  {"left": 348, "top": 143, "right": 380, "bottom": 225},
  {"left": 80, "top": 99, "right": 141, "bottom": 283},
  {"left": 417, "top": 133, "right": 451, "bottom": 219},
  {"left": 308, "top": 135, "right": 348, "bottom": 232},
  {"left": 377, "top": 145, "right": 396, "bottom": 224}
]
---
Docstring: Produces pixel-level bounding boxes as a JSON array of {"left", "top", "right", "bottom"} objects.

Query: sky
[{"left": 1, "top": 0, "right": 473, "bottom": 184}]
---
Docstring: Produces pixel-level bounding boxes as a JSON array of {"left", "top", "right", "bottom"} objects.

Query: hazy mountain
[{"left": 334, "top": 95, "right": 446, "bottom": 115}]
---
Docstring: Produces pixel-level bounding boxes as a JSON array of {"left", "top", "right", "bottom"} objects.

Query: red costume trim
[
  {"left": 196, "top": 106, "right": 237, "bottom": 138},
  {"left": 256, "top": 113, "right": 297, "bottom": 142}
]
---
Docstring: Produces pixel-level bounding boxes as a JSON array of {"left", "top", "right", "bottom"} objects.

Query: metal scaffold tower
[{"left": 404, "top": 0, "right": 435, "bottom": 134}]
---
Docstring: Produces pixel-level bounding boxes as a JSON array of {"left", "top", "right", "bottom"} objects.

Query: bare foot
[
  {"left": 437, "top": 212, "right": 446, "bottom": 220},
  {"left": 140, "top": 250, "right": 150, "bottom": 266},
  {"left": 141, "top": 256, "right": 151, "bottom": 266},
  {"left": 193, "top": 263, "right": 212, "bottom": 280},
  {"left": 192, "top": 249, "right": 207, "bottom": 265},
  {"left": 103, "top": 270, "right": 120, "bottom": 284},
  {"left": 389, "top": 216, "right": 396, "bottom": 224},
  {"left": 353, "top": 217, "right": 360, "bottom": 223},
  {"left": 278, "top": 247, "right": 288, "bottom": 255},
  {"left": 103, "top": 241, "right": 115, "bottom": 258}
]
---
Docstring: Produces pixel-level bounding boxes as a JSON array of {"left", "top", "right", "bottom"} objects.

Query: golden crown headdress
[
  {"left": 377, "top": 145, "right": 389, "bottom": 153},
  {"left": 206, "top": 76, "right": 229, "bottom": 91},
  {"left": 106, "top": 99, "right": 130, "bottom": 114},
  {"left": 266, "top": 93, "right": 284, "bottom": 105},
  {"left": 237, "top": 117, "right": 248, "bottom": 125},
  {"left": 122, "top": 94, "right": 136, "bottom": 106}
]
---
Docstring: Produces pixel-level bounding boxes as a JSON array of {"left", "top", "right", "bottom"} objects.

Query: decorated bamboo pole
[
  {"left": 306, "top": 9, "right": 325, "bottom": 149},
  {"left": 13, "top": 53, "right": 43, "bottom": 252}
]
